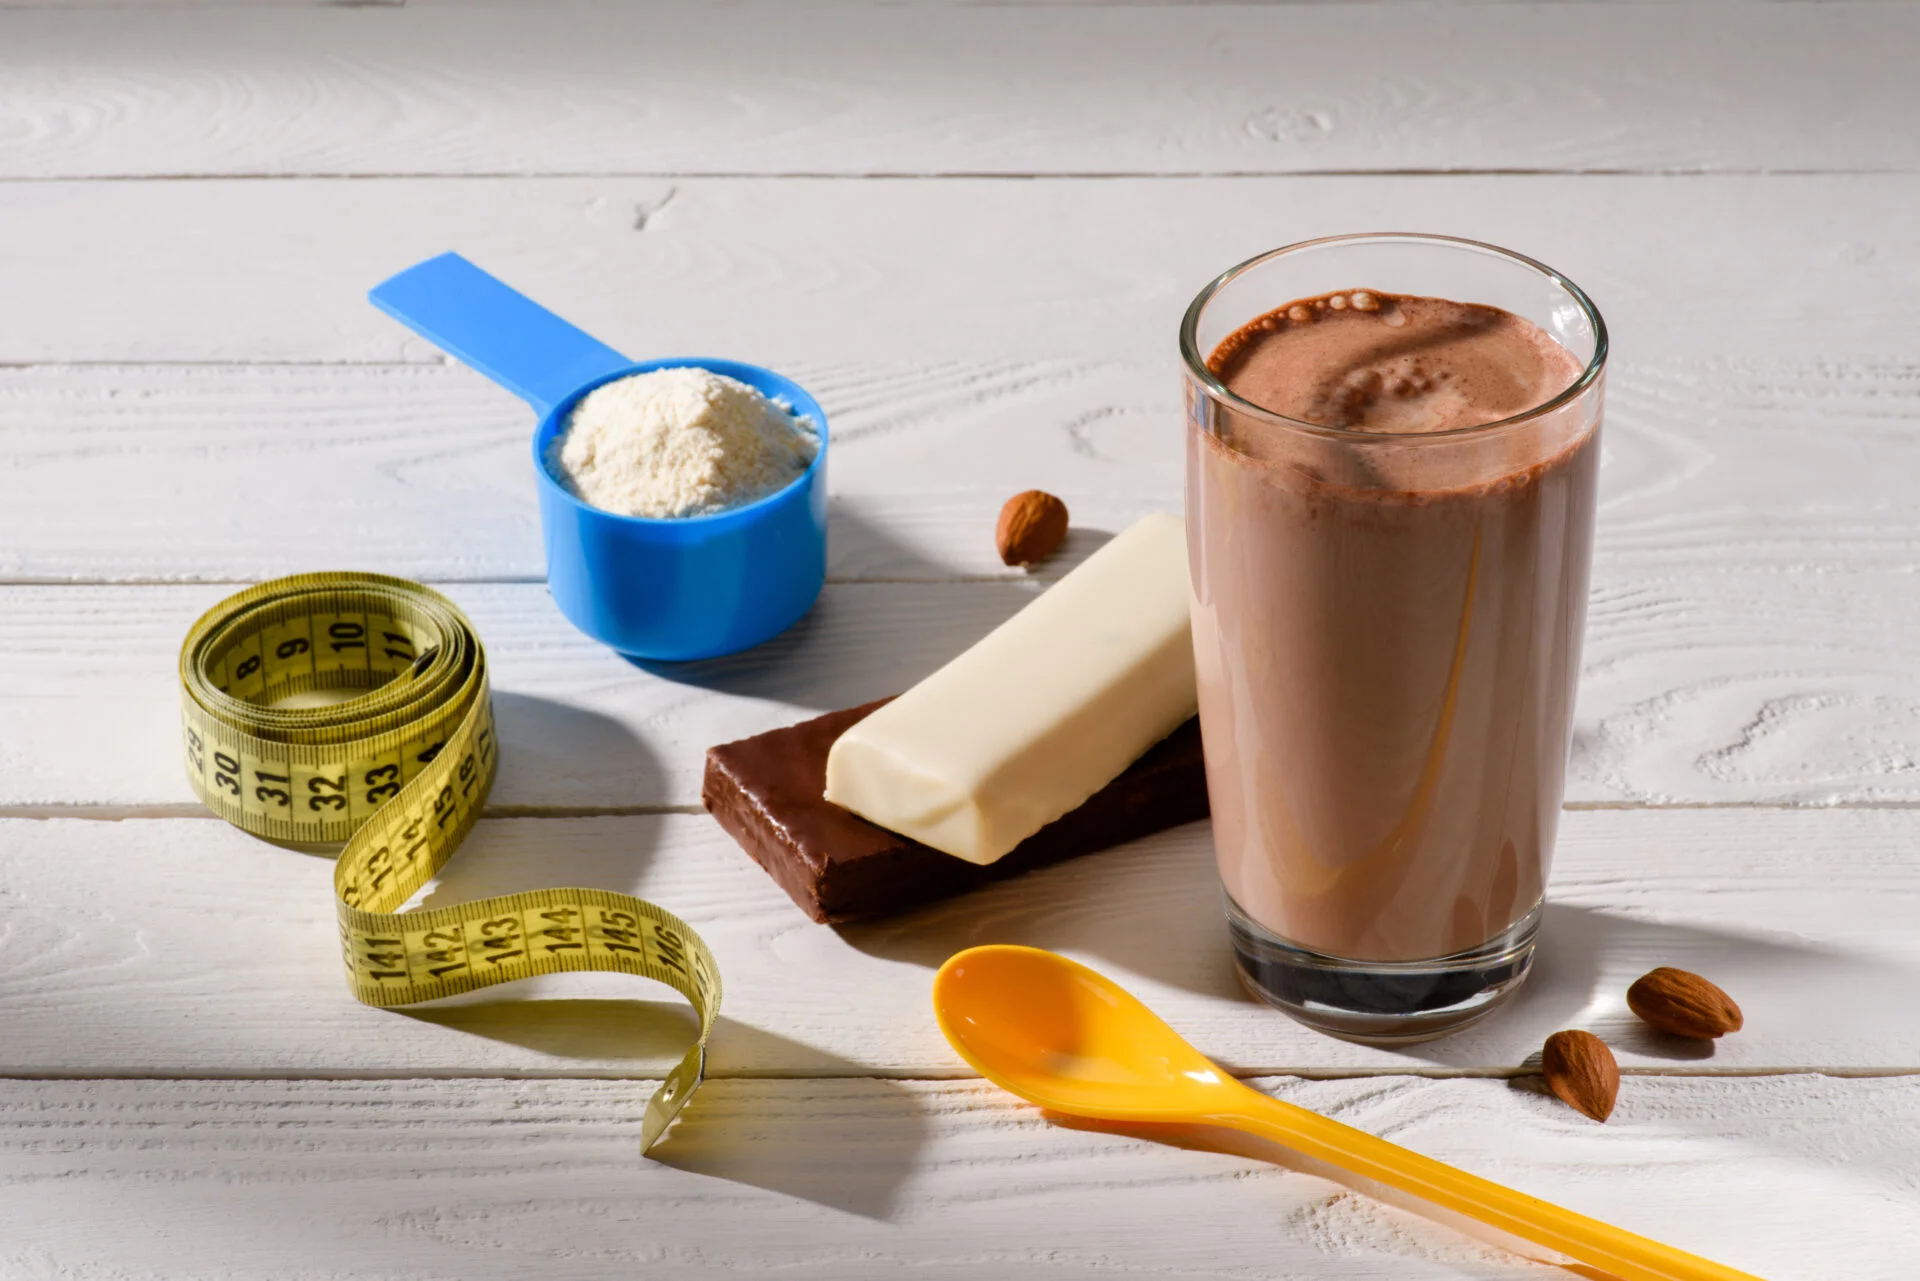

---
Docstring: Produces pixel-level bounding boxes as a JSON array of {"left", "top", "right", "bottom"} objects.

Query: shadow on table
[
  {"left": 486, "top": 688, "right": 666, "bottom": 814},
  {"left": 616, "top": 518, "right": 1036, "bottom": 703},
  {"left": 826, "top": 496, "right": 1113, "bottom": 584},
  {"left": 417, "top": 800, "right": 672, "bottom": 913},
  {"left": 1445, "top": 902, "right": 1920, "bottom": 1070},
  {"left": 655, "top": 1022, "right": 931, "bottom": 1222},
  {"left": 404, "top": 995, "right": 699, "bottom": 1062},
  {"left": 837, "top": 827, "right": 1916, "bottom": 1072},
  {"left": 834, "top": 822, "right": 1243, "bottom": 1003},
  {"left": 823, "top": 499, "right": 984, "bottom": 582},
  {"left": 405, "top": 999, "right": 927, "bottom": 1220}
]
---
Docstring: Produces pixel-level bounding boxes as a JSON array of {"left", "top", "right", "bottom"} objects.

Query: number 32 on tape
[{"left": 179, "top": 572, "right": 720, "bottom": 1151}]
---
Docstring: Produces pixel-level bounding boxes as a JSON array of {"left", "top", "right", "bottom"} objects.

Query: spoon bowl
[
  {"left": 934, "top": 944, "right": 1235, "bottom": 1121},
  {"left": 934, "top": 944, "right": 1761, "bottom": 1281}
]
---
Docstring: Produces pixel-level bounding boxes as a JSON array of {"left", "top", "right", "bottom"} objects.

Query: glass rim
[{"left": 1178, "top": 232, "right": 1609, "bottom": 443}]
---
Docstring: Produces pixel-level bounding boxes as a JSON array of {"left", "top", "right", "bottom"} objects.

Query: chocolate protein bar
[{"left": 702, "top": 699, "right": 1208, "bottom": 923}]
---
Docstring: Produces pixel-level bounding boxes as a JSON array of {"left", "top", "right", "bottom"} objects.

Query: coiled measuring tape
[{"left": 179, "top": 572, "right": 719, "bottom": 1152}]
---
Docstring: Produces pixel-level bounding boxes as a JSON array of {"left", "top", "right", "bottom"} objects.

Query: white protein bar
[{"left": 823, "top": 512, "right": 1197, "bottom": 865}]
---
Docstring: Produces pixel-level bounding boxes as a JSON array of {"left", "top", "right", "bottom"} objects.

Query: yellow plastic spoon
[{"left": 933, "top": 945, "right": 1764, "bottom": 1281}]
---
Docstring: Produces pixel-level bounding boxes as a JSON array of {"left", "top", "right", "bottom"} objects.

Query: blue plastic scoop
[{"left": 370, "top": 252, "right": 828, "bottom": 661}]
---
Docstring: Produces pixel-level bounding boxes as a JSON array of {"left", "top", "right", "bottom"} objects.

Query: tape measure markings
[{"left": 181, "top": 572, "right": 718, "bottom": 1152}]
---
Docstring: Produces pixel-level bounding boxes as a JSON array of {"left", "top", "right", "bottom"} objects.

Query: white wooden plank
[
  {"left": 0, "top": 13, "right": 1903, "bottom": 1276},
  {"left": 0, "top": 581, "right": 1038, "bottom": 812},
  {"left": 9, "top": 552, "right": 1920, "bottom": 809},
  {"left": 6, "top": 178, "right": 1920, "bottom": 806},
  {"left": 6, "top": 353, "right": 1920, "bottom": 588},
  {"left": 0, "top": 358, "right": 1165, "bottom": 584},
  {"left": 0, "top": 1074, "right": 1911, "bottom": 1280},
  {"left": 2, "top": 6, "right": 1915, "bottom": 178},
  {"left": 0, "top": 808, "right": 1914, "bottom": 1076},
  {"left": 1, "top": 175, "right": 1917, "bottom": 366}
]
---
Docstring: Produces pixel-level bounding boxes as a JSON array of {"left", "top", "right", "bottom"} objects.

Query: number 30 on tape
[{"left": 179, "top": 572, "right": 719, "bottom": 1151}]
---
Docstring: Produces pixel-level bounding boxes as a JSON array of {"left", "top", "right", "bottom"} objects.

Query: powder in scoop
[{"left": 548, "top": 367, "right": 818, "bottom": 519}]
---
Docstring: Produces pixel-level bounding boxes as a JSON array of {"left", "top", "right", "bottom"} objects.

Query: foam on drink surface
[{"left": 1208, "top": 291, "right": 1583, "bottom": 437}]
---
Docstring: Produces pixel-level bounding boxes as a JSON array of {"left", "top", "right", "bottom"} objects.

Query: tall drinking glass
[{"left": 1181, "top": 234, "right": 1606, "bottom": 1043}]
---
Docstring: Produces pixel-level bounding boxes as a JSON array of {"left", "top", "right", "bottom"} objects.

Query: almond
[
  {"left": 1541, "top": 1030, "right": 1619, "bottom": 1122},
  {"left": 1626, "top": 967, "right": 1743, "bottom": 1040},
  {"left": 995, "top": 490, "right": 1070, "bottom": 567}
]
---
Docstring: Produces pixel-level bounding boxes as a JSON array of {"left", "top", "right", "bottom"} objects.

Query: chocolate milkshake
[{"left": 1182, "top": 242, "right": 1604, "bottom": 1042}]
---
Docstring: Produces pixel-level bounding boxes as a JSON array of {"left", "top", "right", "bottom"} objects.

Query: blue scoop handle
[{"left": 369, "top": 252, "right": 632, "bottom": 418}]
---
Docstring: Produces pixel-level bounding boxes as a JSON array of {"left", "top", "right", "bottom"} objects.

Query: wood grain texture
[
  {"left": 1, "top": 175, "right": 1917, "bottom": 365},
  {"left": 9, "top": 557, "right": 1920, "bottom": 809},
  {"left": 5, "top": 180, "right": 1920, "bottom": 806},
  {"left": 5, "top": 5, "right": 1915, "bottom": 1272},
  {"left": 8, "top": 353, "right": 1920, "bottom": 586},
  {"left": 2, "top": 5, "right": 1916, "bottom": 178},
  {"left": 1, "top": 808, "right": 1914, "bottom": 1076},
  {"left": 1, "top": 1074, "right": 1913, "bottom": 1280},
  {"left": 0, "top": 359, "right": 1162, "bottom": 584}
]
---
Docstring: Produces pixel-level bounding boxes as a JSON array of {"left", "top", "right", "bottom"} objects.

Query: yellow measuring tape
[{"left": 178, "top": 572, "right": 718, "bottom": 1152}]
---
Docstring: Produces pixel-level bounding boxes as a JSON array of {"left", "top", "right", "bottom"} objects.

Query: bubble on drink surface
[
  {"left": 1328, "top": 294, "right": 1350, "bottom": 311},
  {"left": 1288, "top": 305, "right": 1313, "bottom": 323},
  {"left": 1351, "top": 291, "right": 1380, "bottom": 312},
  {"left": 1330, "top": 368, "right": 1382, "bottom": 420}
]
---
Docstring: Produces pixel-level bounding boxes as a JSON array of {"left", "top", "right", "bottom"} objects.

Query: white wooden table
[{"left": 3, "top": 4, "right": 1917, "bottom": 1277}]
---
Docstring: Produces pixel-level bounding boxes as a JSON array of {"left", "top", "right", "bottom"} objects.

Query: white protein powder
[{"left": 548, "top": 367, "right": 818, "bottom": 519}]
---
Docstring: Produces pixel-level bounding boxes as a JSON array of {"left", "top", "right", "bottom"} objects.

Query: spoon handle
[{"left": 1231, "top": 1088, "right": 1764, "bottom": 1281}]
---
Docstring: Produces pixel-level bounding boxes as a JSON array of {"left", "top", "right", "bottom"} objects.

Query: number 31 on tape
[{"left": 180, "top": 572, "right": 719, "bottom": 1152}]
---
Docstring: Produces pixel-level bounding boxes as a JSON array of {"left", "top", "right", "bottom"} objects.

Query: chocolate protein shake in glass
[{"left": 1180, "top": 234, "right": 1606, "bottom": 1042}]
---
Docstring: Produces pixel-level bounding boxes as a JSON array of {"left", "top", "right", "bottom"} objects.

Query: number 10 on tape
[{"left": 180, "top": 572, "right": 720, "bottom": 1152}]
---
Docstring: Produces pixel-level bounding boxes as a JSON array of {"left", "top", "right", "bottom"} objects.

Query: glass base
[{"left": 1227, "top": 897, "right": 1540, "bottom": 1045}]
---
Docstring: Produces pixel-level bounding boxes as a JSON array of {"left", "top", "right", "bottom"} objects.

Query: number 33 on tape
[{"left": 179, "top": 572, "right": 720, "bottom": 1152}]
